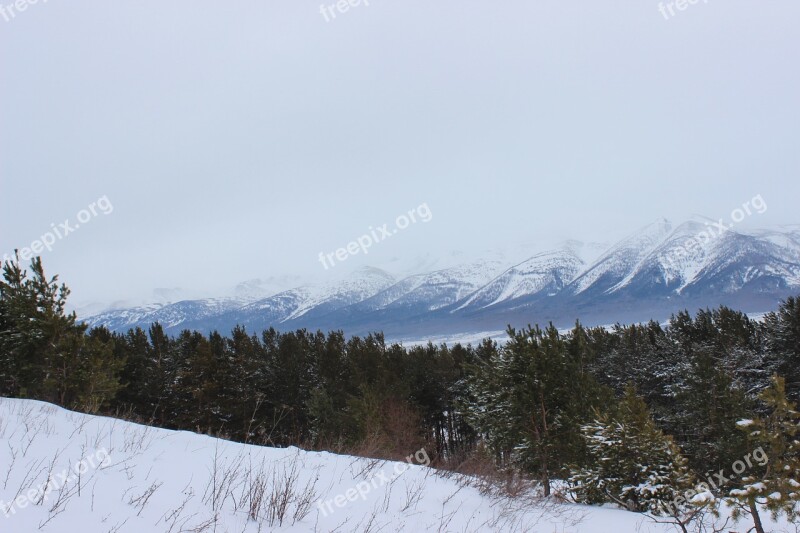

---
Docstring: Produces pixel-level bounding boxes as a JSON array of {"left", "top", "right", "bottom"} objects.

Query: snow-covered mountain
[
  {"left": 82, "top": 297, "right": 250, "bottom": 332},
  {"left": 83, "top": 220, "right": 800, "bottom": 338},
  {"left": 456, "top": 246, "right": 591, "bottom": 311},
  {"left": 156, "top": 267, "right": 398, "bottom": 335},
  {"left": 358, "top": 259, "right": 508, "bottom": 312},
  {"left": 232, "top": 274, "right": 307, "bottom": 300},
  {"left": 567, "top": 218, "right": 674, "bottom": 297},
  {"left": 567, "top": 218, "right": 800, "bottom": 301}
]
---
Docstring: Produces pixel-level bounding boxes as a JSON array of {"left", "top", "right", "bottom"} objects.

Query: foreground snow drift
[{"left": 0, "top": 398, "right": 757, "bottom": 532}]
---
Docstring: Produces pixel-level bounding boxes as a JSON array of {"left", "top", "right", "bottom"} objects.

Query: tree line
[{"left": 1, "top": 258, "right": 798, "bottom": 531}]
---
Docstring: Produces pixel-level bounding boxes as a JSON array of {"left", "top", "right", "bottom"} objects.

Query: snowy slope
[
  {"left": 2, "top": 398, "right": 794, "bottom": 532},
  {"left": 0, "top": 398, "right": 696, "bottom": 532}
]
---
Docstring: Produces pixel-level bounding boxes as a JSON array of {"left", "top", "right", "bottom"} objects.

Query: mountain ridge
[{"left": 83, "top": 219, "right": 800, "bottom": 339}]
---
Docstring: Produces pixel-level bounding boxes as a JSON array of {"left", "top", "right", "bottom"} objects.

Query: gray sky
[{"left": 1, "top": 0, "right": 798, "bottom": 305}]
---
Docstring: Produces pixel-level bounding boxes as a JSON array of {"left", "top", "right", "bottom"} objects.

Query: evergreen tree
[
  {"left": 0, "top": 257, "right": 121, "bottom": 409},
  {"left": 661, "top": 308, "right": 758, "bottom": 476},
  {"left": 570, "top": 385, "right": 696, "bottom": 514},
  {"left": 764, "top": 297, "right": 800, "bottom": 403},
  {"left": 0, "top": 283, "right": 12, "bottom": 395},
  {"left": 226, "top": 325, "right": 270, "bottom": 443},
  {"left": 77, "top": 328, "right": 124, "bottom": 412},
  {"left": 728, "top": 375, "right": 800, "bottom": 533},
  {"left": 463, "top": 338, "right": 517, "bottom": 466},
  {"left": 307, "top": 330, "right": 357, "bottom": 446},
  {"left": 113, "top": 327, "right": 156, "bottom": 416},
  {"left": 466, "top": 325, "right": 598, "bottom": 496},
  {"left": 672, "top": 345, "right": 751, "bottom": 476}
]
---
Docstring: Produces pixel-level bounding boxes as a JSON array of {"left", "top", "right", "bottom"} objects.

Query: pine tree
[
  {"left": 114, "top": 327, "right": 155, "bottom": 416},
  {"left": 0, "top": 256, "right": 50, "bottom": 398},
  {"left": 75, "top": 328, "right": 124, "bottom": 412},
  {"left": 0, "top": 257, "right": 122, "bottom": 409},
  {"left": 226, "top": 325, "right": 270, "bottom": 443},
  {"left": 306, "top": 329, "right": 359, "bottom": 446},
  {"left": 463, "top": 338, "right": 517, "bottom": 467},
  {"left": 672, "top": 345, "right": 751, "bottom": 475},
  {"left": 728, "top": 375, "right": 800, "bottom": 533},
  {"left": 764, "top": 297, "right": 800, "bottom": 403},
  {"left": 0, "top": 257, "right": 25, "bottom": 396},
  {"left": 465, "top": 325, "right": 599, "bottom": 496},
  {"left": 570, "top": 385, "right": 696, "bottom": 515},
  {"left": 658, "top": 308, "right": 759, "bottom": 477}
]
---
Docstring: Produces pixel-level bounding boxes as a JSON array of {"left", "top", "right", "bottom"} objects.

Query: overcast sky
[{"left": 1, "top": 0, "right": 798, "bottom": 306}]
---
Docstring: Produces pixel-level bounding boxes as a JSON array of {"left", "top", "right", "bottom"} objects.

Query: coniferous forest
[{"left": 1, "top": 257, "right": 798, "bottom": 531}]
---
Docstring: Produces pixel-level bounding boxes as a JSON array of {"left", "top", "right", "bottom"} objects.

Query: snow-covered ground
[
  {"left": 391, "top": 330, "right": 509, "bottom": 348},
  {"left": 0, "top": 398, "right": 791, "bottom": 532}
]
